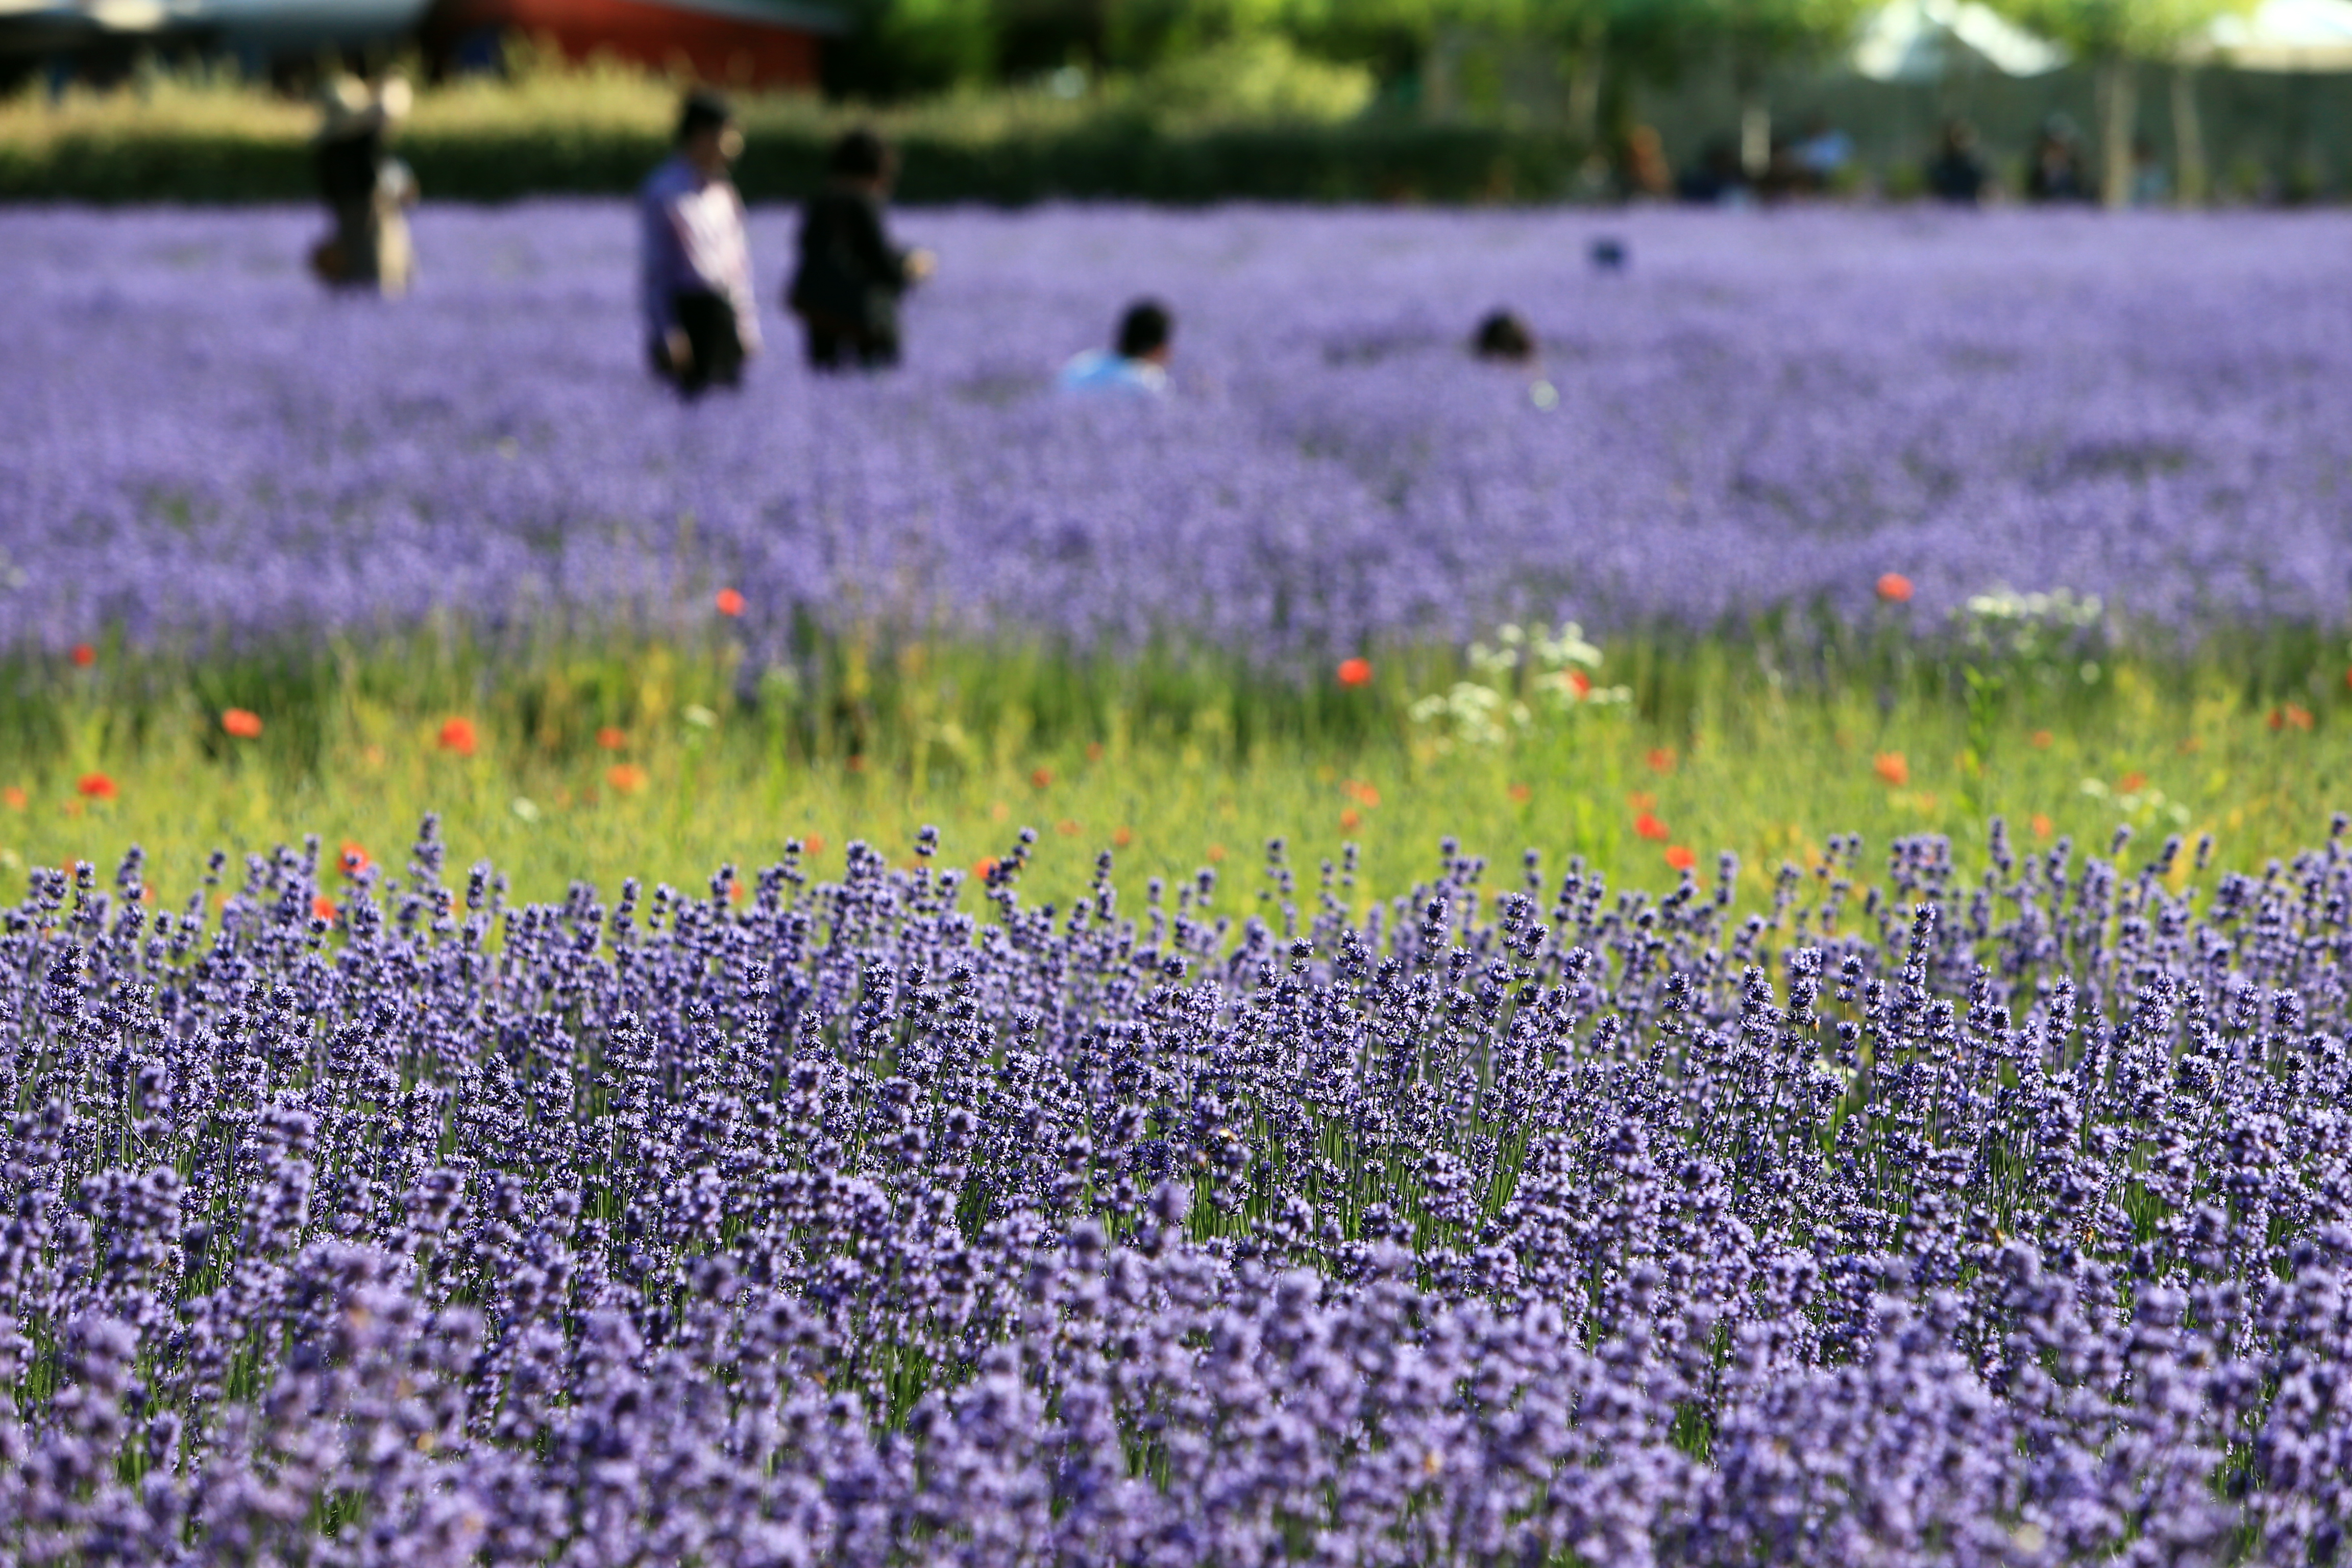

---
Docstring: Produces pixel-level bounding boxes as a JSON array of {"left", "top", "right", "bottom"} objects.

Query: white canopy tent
[
  {"left": 1851, "top": 0, "right": 2069, "bottom": 83},
  {"left": 2189, "top": 0, "right": 2352, "bottom": 71}
]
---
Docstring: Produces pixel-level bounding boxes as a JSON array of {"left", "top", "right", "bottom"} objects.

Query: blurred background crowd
[{"left": 4, "top": 0, "right": 2350, "bottom": 208}]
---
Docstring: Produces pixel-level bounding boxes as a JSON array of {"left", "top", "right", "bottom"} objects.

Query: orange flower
[
  {"left": 1031, "top": 767, "right": 1053, "bottom": 790},
  {"left": 2118, "top": 772, "right": 2147, "bottom": 794},
  {"left": 77, "top": 772, "right": 116, "bottom": 800},
  {"left": 1875, "top": 573, "right": 1914, "bottom": 603},
  {"left": 339, "top": 841, "right": 371, "bottom": 876},
  {"left": 1633, "top": 812, "right": 1670, "bottom": 842},
  {"left": 1341, "top": 807, "right": 1362, "bottom": 831},
  {"left": 1113, "top": 825, "right": 1133, "bottom": 847},
  {"left": 70, "top": 643, "right": 95, "bottom": 667},
  {"left": 1207, "top": 844, "right": 1228, "bottom": 863},
  {"left": 2029, "top": 730, "right": 2054, "bottom": 749},
  {"left": 2, "top": 787, "right": 23, "bottom": 811},
  {"left": 803, "top": 832, "right": 825, "bottom": 855},
  {"left": 1874, "top": 752, "right": 1910, "bottom": 787},
  {"left": 2270, "top": 704, "right": 2314, "bottom": 732},
  {"left": 437, "top": 717, "right": 478, "bottom": 756},
  {"left": 311, "top": 895, "right": 337, "bottom": 923},
  {"left": 727, "top": 879, "right": 747, "bottom": 903},
  {"left": 222, "top": 708, "right": 263, "bottom": 739},
  {"left": 974, "top": 856, "right": 998, "bottom": 879},
  {"left": 595, "top": 726, "right": 627, "bottom": 750},
  {"left": 1508, "top": 782, "right": 1533, "bottom": 804},
  {"left": 1645, "top": 748, "right": 1676, "bottom": 774},
  {"left": 2031, "top": 814, "right": 2054, "bottom": 839},
  {"left": 1344, "top": 780, "right": 1382, "bottom": 808},
  {"left": 1627, "top": 791, "right": 1656, "bottom": 812},
  {"left": 1336, "top": 657, "right": 1373, "bottom": 688},
  {"left": 607, "top": 763, "right": 648, "bottom": 794},
  {"left": 1564, "top": 669, "right": 1592, "bottom": 698},
  {"left": 1664, "top": 845, "right": 1696, "bottom": 871},
  {"left": 715, "top": 588, "right": 746, "bottom": 617}
]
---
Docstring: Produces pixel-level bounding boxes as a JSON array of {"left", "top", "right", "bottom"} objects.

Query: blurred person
[
  {"left": 311, "top": 75, "right": 419, "bottom": 297},
  {"left": 1677, "top": 138, "right": 1751, "bottom": 207},
  {"left": 640, "top": 91, "right": 760, "bottom": 399},
  {"left": 2131, "top": 135, "right": 2171, "bottom": 207},
  {"left": 2026, "top": 115, "right": 2093, "bottom": 204},
  {"left": 1472, "top": 310, "right": 1536, "bottom": 365},
  {"left": 1925, "top": 119, "right": 1990, "bottom": 206},
  {"left": 787, "top": 129, "right": 935, "bottom": 372},
  {"left": 1059, "top": 300, "right": 1173, "bottom": 397},
  {"left": 1619, "top": 125, "right": 1673, "bottom": 200},
  {"left": 1795, "top": 114, "right": 1854, "bottom": 192}
]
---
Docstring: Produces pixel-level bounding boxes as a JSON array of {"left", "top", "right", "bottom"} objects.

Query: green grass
[
  {"left": 0, "top": 50, "right": 1583, "bottom": 205},
  {"left": 4, "top": 624, "right": 2347, "bottom": 915}
]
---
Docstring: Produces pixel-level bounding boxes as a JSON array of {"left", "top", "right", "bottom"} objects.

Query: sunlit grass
[{"left": 4, "top": 625, "right": 2344, "bottom": 916}]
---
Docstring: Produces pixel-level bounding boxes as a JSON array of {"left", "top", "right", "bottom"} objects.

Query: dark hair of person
[
  {"left": 677, "top": 91, "right": 734, "bottom": 145},
  {"left": 829, "top": 128, "right": 892, "bottom": 182},
  {"left": 1117, "top": 299, "right": 1172, "bottom": 360},
  {"left": 1473, "top": 310, "right": 1535, "bottom": 364}
]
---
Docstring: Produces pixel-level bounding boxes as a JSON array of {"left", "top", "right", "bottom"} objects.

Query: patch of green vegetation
[{"left": 1, "top": 623, "right": 2344, "bottom": 913}]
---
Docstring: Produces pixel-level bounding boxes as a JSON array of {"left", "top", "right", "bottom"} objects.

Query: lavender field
[
  {"left": 9, "top": 203, "right": 2352, "bottom": 1566},
  {"left": 7, "top": 204, "right": 2352, "bottom": 660},
  {"left": 6, "top": 821, "right": 2352, "bottom": 1564}
]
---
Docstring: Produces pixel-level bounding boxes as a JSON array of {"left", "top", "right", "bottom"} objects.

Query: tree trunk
[
  {"left": 2095, "top": 53, "right": 2136, "bottom": 209},
  {"left": 1565, "top": 12, "right": 1606, "bottom": 149},
  {"left": 2171, "top": 65, "right": 2207, "bottom": 207}
]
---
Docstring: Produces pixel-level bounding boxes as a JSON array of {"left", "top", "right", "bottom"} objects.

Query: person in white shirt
[
  {"left": 640, "top": 92, "right": 760, "bottom": 398},
  {"left": 1059, "top": 300, "right": 1173, "bottom": 398}
]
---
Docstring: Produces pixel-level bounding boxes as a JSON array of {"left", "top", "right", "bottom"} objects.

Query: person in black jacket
[{"left": 786, "top": 129, "right": 934, "bottom": 371}]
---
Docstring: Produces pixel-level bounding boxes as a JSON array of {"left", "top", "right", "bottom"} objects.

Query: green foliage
[
  {"left": 1982, "top": 0, "right": 2255, "bottom": 58},
  {"left": 3, "top": 624, "right": 2346, "bottom": 916}
]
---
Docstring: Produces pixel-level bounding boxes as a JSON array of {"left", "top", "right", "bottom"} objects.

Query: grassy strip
[
  {"left": 3, "top": 625, "right": 2345, "bottom": 912},
  {"left": 0, "top": 64, "right": 1579, "bottom": 205}
]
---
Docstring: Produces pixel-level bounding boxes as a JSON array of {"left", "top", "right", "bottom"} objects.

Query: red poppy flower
[
  {"left": 437, "top": 717, "right": 478, "bottom": 756},
  {"left": 1634, "top": 812, "right": 1670, "bottom": 842},
  {"left": 77, "top": 773, "right": 116, "bottom": 800},
  {"left": 1336, "top": 657, "right": 1373, "bottom": 688},
  {"left": 1645, "top": 748, "right": 1676, "bottom": 774},
  {"left": 1664, "top": 845, "right": 1696, "bottom": 871},
  {"left": 222, "top": 708, "right": 263, "bottom": 739},
  {"left": 339, "top": 841, "right": 371, "bottom": 876},
  {"left": 1875, "top": 573, "right": 1915, "bottom": 603},
  {"left": 1874, "top": 752, "right": 1910, "bottom": 786},
  {"left": 70, "top": 643, "right": 95, "bottom": 667},
  {"left": 596, "top": 726, "right": 627, "bottom": 750},
  {"left": 311, "top": 895, "right": 337, "bottom": 923},
  {"left": 607, "top": 764, "right": 648, "bottom": 794},
  {"left": 715, "top": 588, "right": 746, "bottom": 617}
]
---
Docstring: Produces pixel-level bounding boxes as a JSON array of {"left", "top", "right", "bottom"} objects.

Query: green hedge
[{"left": 0, "top": 118, "right": 1587, "bottom": 205}]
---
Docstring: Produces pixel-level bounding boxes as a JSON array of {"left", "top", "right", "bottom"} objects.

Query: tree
[
  {"left": 1673, "top": 0, "right": 1871, "bottom": 175},
  {"left": 1984, "top": 0, "right": 2255, "bottom": 206}
]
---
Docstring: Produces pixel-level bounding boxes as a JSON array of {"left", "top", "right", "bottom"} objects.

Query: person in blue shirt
[{"left": 1059, "top": 300, "right": 1173, "bottom": 398}]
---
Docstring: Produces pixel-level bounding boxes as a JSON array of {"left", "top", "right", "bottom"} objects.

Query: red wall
[{"left": 436, "top": 0, "right": 821, "bottom": 90}]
